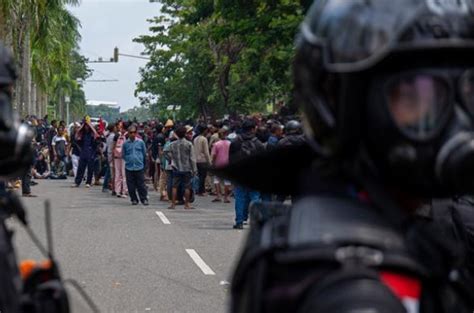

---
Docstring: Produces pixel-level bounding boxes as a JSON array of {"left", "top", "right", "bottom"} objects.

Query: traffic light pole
[{"left": 85, "top": 47, "right": 150, "bottom": 64}]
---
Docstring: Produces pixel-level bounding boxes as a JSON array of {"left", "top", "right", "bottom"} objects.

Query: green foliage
[
  {"left": 134, "top": 0, "right": 305, "bottom": 119},
  {"left": 32, "top": 1, "right": 89, "bottom": 119},
  {"left": 120, "top": 105, "right": 153, "bottom": 122}
]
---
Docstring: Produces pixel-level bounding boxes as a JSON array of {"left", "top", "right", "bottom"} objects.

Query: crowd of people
[{"left": 18, "top": 113, "right": 304, "bottom": 229}]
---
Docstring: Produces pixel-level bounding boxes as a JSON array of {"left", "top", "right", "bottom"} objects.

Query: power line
[
  {"left": 78, "top": 79, "right": 119, "bottom": 83},
  {"left": 82, "top": 49, "right": 102, "bottom": 58},
  {"left": 90, "top": 69, "right": 118, "bottom": 81}
]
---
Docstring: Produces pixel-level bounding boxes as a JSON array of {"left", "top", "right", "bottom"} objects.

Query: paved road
[{"left": 10, "top": 179, "right": 247, "bottom": 313}]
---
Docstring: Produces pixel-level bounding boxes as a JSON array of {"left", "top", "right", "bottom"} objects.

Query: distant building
[{"left": 86, "top": 100, "right": 121, "bottom": 122}]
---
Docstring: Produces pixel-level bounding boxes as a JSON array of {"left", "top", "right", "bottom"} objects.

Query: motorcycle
[{"left": 2, "top": 191, "right": 100, "bottom": 313}]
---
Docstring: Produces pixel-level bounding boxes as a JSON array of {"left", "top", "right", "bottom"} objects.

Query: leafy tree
[
  {"left": 120, "top": 105, "right": 152, "bottom": 122},
  {"left": 135, "top": 0, "right": 305, "bottom": 119}
]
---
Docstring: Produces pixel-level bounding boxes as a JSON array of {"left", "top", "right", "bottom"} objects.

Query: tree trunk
[
  {"left": 42, "top": 93, "right": 48, "bottom": 119},
  {"left": 23, "top": 30, "right": 31, "bottom": 116},
  {"left": 57, "top": 91, "right": 65, "bottom": 121},
  {"left": 37, "top": 88, "right": 43, "bottom": 117},
  {"left": 0, "top": 9, "right": 7, "bottom": 41},
  {"left": 31, "top": 82, "right": 37, "bottom": 116},
  {"left": 16, "top": 26, "right": 31, "bottom": 117},
  {"left": 41, "top": 92, "right": 45, "bottom": 118},
  {"left": 218, "top": 63, "right": 231, "bottom": 113}
]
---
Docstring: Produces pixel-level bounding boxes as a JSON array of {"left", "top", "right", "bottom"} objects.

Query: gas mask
[{"left": 366, "top": 67, "right": 474, "bottom": 196}]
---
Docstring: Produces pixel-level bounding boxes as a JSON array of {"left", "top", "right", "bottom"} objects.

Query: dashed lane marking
[
  {"left": 155, "top": 211, "right": 171, "bottom": 224},
  {"left": 185, "top": 249, "right": 216, "bottom": 275}
]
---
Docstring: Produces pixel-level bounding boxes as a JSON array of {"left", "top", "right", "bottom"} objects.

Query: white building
[{"left": 86, "top": 100, "right": 120, "bottom": 110}]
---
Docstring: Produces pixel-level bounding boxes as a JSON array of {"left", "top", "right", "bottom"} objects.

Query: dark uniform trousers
[{"left": 125, "top": 169, "right": 148, "bottom": 203}]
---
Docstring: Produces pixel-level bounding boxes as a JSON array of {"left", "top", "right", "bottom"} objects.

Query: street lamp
[{"left": 65, "top": 96, "right": 71, "bottom": 125}]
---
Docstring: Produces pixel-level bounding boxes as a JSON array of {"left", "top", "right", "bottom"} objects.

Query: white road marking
[
  {"left": 185, "top": 249, "right": 216, "bottom": 275},
  {"left": 155, "top": 211, "right": 171, "bottom": 224}
]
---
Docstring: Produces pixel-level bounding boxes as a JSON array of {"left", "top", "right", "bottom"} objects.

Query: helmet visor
[{"left": 387, "top": 74, "right": 450, "bottom": 139}]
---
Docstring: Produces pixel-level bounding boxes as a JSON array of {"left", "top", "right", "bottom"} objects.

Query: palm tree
[
  {"left": 31, "top": 1, "right": 82, "bottom": 119},
  {"left": 0, "top": 0, "right": 83, "bottom": 117}
]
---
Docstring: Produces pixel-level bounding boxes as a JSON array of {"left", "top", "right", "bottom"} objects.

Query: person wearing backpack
[
  {"left": 113, "top": 125, "right": 128, "bottom": 198},
  {"left": 229, "top": 119, "right": 265, "bottom": 229}
]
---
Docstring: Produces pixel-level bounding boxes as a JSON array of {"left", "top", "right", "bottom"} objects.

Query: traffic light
[{"left": 113, "top": 47, "right": 119, "bottom": 62}]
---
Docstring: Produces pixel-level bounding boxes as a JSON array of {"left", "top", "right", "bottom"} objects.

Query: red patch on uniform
[{"left": 380, "top": 272, "right": 421, "bottom": 299}]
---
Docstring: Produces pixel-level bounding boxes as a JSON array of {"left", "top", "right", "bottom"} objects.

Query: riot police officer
[
  {"left": 278, "top": 120, "right": 306, "bottom": 147},
  {"left": 0, "top": 41, "right": 35, "bottom": 313},
  {"left": 218, "top": 1, "right": 474, "bottom": 312}
]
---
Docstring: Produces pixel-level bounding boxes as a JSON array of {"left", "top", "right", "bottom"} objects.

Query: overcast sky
[{"left": 69, "top": 0, "right": 161, "bottom": 112}]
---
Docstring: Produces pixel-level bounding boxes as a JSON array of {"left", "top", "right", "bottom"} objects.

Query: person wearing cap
[
  {"left": 122, "top": 125, "right": 148, "bottom": 206},
  {"left": 185, "top": 125, "right": 194, "bottom": 141},
  {"left": 165, "top": 119, "right": 174, "bottom": 129}
]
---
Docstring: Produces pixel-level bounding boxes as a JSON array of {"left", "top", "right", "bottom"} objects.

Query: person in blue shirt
[
  {"left": 122, "top": 125, "right": 148, "bottom": 206},
  {"left": 266, "top": 123, "right": 283, "bottom": 149}
]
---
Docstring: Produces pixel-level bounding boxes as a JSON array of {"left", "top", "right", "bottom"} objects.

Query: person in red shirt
[{"left": 98, "top": 116, "right": 105, "bottom": 135}]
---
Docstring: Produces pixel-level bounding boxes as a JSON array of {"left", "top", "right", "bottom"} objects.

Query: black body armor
[{"left": 231, "top": 196, "right": 474, "bottom": 313}]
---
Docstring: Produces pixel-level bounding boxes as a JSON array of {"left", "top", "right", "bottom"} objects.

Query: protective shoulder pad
[{"left": 288, "top": 196, "right": 405, "bottom": 250}]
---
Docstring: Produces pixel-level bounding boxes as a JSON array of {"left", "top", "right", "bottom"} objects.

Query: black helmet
[
  {"left": 295, "top": 0, "right": 474, "bottom": 196},
  {"left": 285, "top": 120, "right": 302, "bottom": 134},
  {"left": 0, "top": 41, "right": 33, "bottom": 179},
  {"left": 300, "top": 0, "right": 474, "bottom": 73},
  {"left": 0, "top": 43, "right": 17, "bottom": 86}
]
